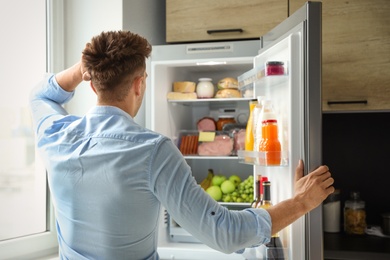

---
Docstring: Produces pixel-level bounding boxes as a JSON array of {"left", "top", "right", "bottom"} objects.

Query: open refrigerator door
[{"left": 237, "top": 2, "right": 322, "bottom": 259}]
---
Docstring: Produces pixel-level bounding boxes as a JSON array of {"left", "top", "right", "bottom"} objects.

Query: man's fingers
[
  {"left": 294, "top": 159, "right": 304, "bottom": 183},
  {"left": 314, "top": 165, "right": 329, "bottom": 176},
  {"left": 82, "top": 71, "right": 91, "bottom": 81},
  {"left": 322, "top": 175, "right": 334, "bottom": 188}
]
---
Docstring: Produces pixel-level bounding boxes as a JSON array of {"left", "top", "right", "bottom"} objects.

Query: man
[{"left": 30, "top": 31, "right": 334, "bottom": 259}]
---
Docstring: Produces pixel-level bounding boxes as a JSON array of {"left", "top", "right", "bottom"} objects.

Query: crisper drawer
[
  {"left": 158, "top": 246, "right": 246, "bottom": 260},
  {"left": 166, "top": 203, "right": 249, "bottom": 244}
]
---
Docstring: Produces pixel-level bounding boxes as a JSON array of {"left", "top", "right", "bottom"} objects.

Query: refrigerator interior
[{"left": 150, "top": 44, "right": 259, "bottom": 259}]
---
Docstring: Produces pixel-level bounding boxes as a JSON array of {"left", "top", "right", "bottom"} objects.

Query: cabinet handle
[
  {"left": 327, "top": 100, "right": 368, "bottom": 105},
  {"left": 207, "top": 28, "right": 244, "bottom": 34}
]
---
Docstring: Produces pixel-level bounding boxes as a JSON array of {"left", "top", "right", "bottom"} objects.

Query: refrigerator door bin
[{"left": 237, "top": 150, "right": 289, "bottom": 166}]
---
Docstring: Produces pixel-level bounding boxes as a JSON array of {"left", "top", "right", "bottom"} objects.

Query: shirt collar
[{"left": 87, "top": 106, "right": 134, "bottom": 121}]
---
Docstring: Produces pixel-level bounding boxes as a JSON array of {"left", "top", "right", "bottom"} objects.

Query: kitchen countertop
[{"left": 324, "top": 232, "right": 390, "bottom": 260}]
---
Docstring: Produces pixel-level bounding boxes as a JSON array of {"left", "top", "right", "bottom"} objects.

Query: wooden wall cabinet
[
  {"left": 166, "top": 0, "right": 287, "bottom": 43},
  {"left": 291, "top": 0, "right": 390, "bottom": 112}
]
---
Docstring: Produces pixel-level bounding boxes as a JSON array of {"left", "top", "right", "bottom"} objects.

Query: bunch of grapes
[{"left": 222, "top": 175, "right": 254, "bottom": 203}]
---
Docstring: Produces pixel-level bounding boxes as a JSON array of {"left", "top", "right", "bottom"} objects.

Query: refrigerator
[{"left": 146, "top": 2, "right": 322, "bottom": 259}]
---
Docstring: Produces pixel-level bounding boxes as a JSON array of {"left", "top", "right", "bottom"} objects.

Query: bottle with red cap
[{"left": 258, "top": 100, "right": 281, "bottom": 166}]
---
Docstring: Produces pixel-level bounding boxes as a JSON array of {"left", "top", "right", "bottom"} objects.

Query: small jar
[
  {"left": 323, "top": 189, "right": 341, "bottom": 233},
  {"left": 265, "top": 61, "right": 285, "bottom": 76},
  {"left": 344, "top": 191, "right": 366, "bottom": 235},
  {"left": 217, "top": 115, "right": 236, "bottom": 131},
  {"left": 196, "top": 78, "right": 214, "bottom": 98}
]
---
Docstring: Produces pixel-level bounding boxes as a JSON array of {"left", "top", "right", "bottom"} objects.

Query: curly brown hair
[{"left": 82, "top": 31, "right": 152, "bottom": 102}]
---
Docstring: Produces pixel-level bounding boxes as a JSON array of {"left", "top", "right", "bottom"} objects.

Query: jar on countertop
[
  {"left": 323, "top": 189, "right": 341, "bottom": 233},
  {"left": 344, "top": 191, "right": 367, "bottom": 235}
]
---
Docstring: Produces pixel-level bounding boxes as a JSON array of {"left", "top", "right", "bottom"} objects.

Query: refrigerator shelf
[
  {"left": 236, "top": 150, "right": 289, "bottom": 166},
  {"left": 256, "top": 74, "right": 289, "bottom": 90},
  {"left": 238, "top": 67, "right": 288, "bottom": 90},
  {"left": 184, "top": 155, "right": 239, "bottom": 160},
  {"left": 220, "top": 202, "right": 251, "bottom": 210},
  {"left": 167, "top": 97, "right": 253, "bottom": 106}
]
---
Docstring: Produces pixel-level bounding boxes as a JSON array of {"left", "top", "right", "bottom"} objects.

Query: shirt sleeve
[
  {"left": 29, "top": 73, "right": 75, "bottom": 136},
  {"left": 149, "top": 137, "right": 271, "bottom": 254}
]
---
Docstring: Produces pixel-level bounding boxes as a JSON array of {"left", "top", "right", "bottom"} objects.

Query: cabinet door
[
  {"left": 166, "top": 0, "right": 287, "bottom": 43},
  {"left": 290, "top": 0, "right": 390, "bottom": 112}
]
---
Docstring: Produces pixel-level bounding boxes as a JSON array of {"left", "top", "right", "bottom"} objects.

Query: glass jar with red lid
[{"left": 265, "top": 61, "right": 285, "bottom": 76}]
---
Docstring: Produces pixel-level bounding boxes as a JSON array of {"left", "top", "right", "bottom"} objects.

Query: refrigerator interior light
[{"left": 196, "top": 61, "right": 227, "bottom": 66}]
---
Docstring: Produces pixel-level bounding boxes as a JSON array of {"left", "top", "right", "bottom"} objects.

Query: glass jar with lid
[
  {"left": 216, "top": 115, "right": 236, "bottom": 131},
  {"left": 196, "top": 78, "right": 214, "bottom": 98},
  {"left": 344, "top": 191, "right": 367, "bottom": 235}
]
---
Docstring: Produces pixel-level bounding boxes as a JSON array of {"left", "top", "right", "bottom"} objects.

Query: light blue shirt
[{"left": 29, "top": 74, "right": 271, "bottom": 260}]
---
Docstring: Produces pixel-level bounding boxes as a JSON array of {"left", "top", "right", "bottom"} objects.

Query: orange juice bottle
[
  {"left": 245, "top": 99, "right": 258, "bottom": 151},
  {"left": 259, "top": 119, "right": 281, "bottom": 165}
]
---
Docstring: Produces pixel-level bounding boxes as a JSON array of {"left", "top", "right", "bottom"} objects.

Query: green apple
[
  {"left": 206, "top": 186, "right": 223, "bottom": 201},
  {"left": 211, "top": 175, "right": 226, "bottom": 186},
  {"left": 229, "top": 175, "right": 242, "bottom": 186},
  {"left": 220, "top": 180, "right": 236, "bottom": 194}
]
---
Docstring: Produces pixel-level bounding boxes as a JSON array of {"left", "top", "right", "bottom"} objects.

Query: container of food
[
  {"left": 344, "top": 191, "right": 366, "bottom": 235},
  {"left": 265, "top": 61, "right": 285, "bottom": 76},
  {"left": 216, "top": 115, "right": 236, "bottom": 131},
  {"left": 197, "top": 131, "right": 233, "bottom": 156},
  {"left": 382, "top": 213, "right": 390, "bottom": 235},
  {"left": 323, "top": 189, "right": 341, "bottom": 233},
  {"left": 196, "top": 78, "right": 214, "bottom": 98},
  {"left": 173, "top": 81, "right": 196, "bottom": 93}
]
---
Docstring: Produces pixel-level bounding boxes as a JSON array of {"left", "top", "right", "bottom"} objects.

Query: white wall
[
  {"left": 0, "top": 0, "right": 46, "bottom": 107},
  {"left": 63, "top": 0, "right": 122, "bottom": 116},
  {"left": 0, "top": 1, "right": 57, "bottom": 258},
  {"left": 64, "top": 0, "right": 166, "bottom": 127}
]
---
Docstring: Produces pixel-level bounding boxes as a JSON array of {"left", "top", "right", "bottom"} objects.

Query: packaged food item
[
  {"left": 196, "top": 78, "right": 214, "bottom": 98},
  {"left": 344, "top": 191, "right": 366, "bottom": 235},
  {"left": 178, "top": 132, "right": 199, "bottom": 155},
  {"left": 259, "top": 119, "right": 281, "bottom": 165},
  {"left": 232, "top": 128, "right": 246, "bottom": 153},
  {"left": 214, "top": 88, "right": 241, "bottom": 98},
  {"left": 173, "top": 81, "right": 196, "bottom": 93},
  {"left": 167, "top": 92, "right": 197, "bottom": 100},
  {"left": 216, "top": 115, "right": 236, "bottom": 131},
  {"left": 253, "top": 96, "right": 265, "bottom": 152},
  {"left": 217, "top": 77, "right": 239, "bottom": 89},
  {"left": 245, "top": 99, "right": 258, "bottom": 151},
  {"left": 197, "top": 117, "right": 216, "bottom": 131},
  {"left": 258, "top": 100, "right": 281, "bottom": 165},
  {"left": 265, "top": 61, "right": 285, "bottom": 76},
  {"left": 197, "top": 134, "right": 233, "bottom": 156}
]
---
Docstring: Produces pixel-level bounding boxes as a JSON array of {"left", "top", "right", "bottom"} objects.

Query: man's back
[{"left": 40, "top": 105, "right": 162, "bottom": 259}]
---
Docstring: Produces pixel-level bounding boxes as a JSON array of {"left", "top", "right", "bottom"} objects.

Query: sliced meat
[
  {"left": 198, "top": 135, "right": 233, "bottom": 156},
  {"left": 197, "top": 117, "right": 217, "bottom": 131},
  {"left": 234, "top": 129, "right": 246, "bottom": 151}
]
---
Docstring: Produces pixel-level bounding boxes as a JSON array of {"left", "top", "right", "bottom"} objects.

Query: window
[{"left": 0, "top": 0, "right": 60, "bottom": 258}]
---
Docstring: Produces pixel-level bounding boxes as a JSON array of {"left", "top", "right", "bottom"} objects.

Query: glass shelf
[
  {"left": 256, "top": 74, "right": 289, "bottom": 87},
  {"left": 238, "top": 66, "right": 289, "bottom": 91},
  {"left": 167, "top": 97, "right": 253, "bottom": 106},
  {"left": 184, "top": 155, "right": 239, "bottom": 160},
  {"left": 237, "top": 150, "right": 289, "bottom": 166},
  {"left": 220, "top": 202, "right": 251, "bottom": 210}
]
